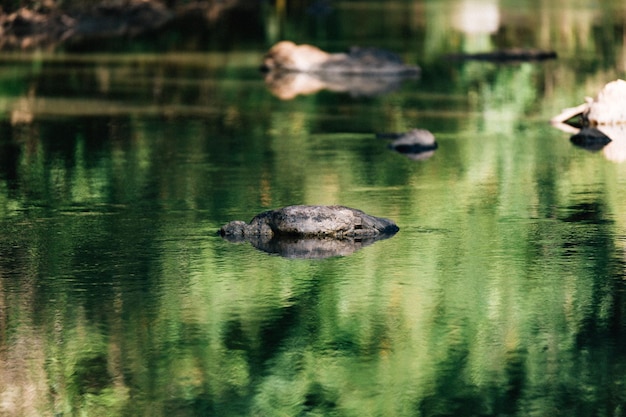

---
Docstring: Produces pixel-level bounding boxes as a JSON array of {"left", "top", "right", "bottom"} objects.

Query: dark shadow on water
[
  {"left": 416, "top": 339, "right": 528, "bottom": 416},
  {"left": 559, "top": 202, "right": 613, "bottom": 224}
]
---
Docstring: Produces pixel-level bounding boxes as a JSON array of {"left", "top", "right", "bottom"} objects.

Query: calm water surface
[{"left": 1, "top": 1, "right": 626, "bottom": 416}]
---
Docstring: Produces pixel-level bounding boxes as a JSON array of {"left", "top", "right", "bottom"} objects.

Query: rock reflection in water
[
  {"left": 263, "top": 71, "right": 417, "bottom": 100},
  {"left": 556, "top": 123, "right": 626, "bottom": 163},
  {"left": 221, "top": 233, "right": 396, "bottom": 259},
  {"left": 569, "top": 127, "right": 612, "bottom": 151}
]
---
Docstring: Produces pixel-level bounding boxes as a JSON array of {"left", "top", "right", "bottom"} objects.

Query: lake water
[{"left": 1, "top": 0, "right": 626, "bottom": 416}]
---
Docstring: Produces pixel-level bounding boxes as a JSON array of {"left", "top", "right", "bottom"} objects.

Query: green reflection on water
[{"left": 1, "top": 0, "right": 626, "bottom": 416}]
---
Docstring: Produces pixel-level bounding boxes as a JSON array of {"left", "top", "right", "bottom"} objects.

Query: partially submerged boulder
[
  {"left": 219, "top": 205, "right": 399, "bottom": 258},
  {"left": 220, "top": 205, "right": 399, "bottom": 239},
  {"left": 260, "top": 41, "right": 420, "bottom": 99},
  {"left": 261, "top": 41, "right": 420, "bottom": 75},
  {"left": 551, "top": 79, "right": 626, "bottom": 127},
  {"left": 445, "top": 49, "right": 557, "bottom": 62},
  {"left": 551, "top": 80, "right": 626, "bottom": 159},
  {"left": 584, "top": 79, "right": 626, "bottom": 125},
  {"left": 376, "top": 129, "right": 438, "bottom": 160}
]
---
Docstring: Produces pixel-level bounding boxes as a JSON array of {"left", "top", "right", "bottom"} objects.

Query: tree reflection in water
[{"left": 0, "top": 0, "right": 626, "bottom": 416}]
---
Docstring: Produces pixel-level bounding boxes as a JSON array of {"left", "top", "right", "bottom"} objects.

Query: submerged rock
[
  {"left": 220, "top": 205, "right": 399, "bottom": 239},
  {"left": 445, "top": 49, "right": 557, "bottom": 62},
  {"left": 376, "top": 129, "right": 438, "bottom": 160},
  {"left": 219, "top": 205, "right": 399, "bottom": 258},
  {"left": 261, "top": 41, "right": 420, "bottom": 75}
]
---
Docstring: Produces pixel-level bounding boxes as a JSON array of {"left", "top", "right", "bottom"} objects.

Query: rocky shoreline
[{"left": 0, "top": 0, "right": 252, "bottom": 50}]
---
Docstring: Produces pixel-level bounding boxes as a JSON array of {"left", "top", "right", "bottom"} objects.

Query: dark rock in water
[
  {"left": 219, "top": 205, "right": 399, "bottom": 259},
  {"left": 570, "top": 127, "right": 612, "bottom": 151},
  {"left": 445, "top": 49, "right": 557, "bottom": 62},
  {"left": 377, "top": 129, "right": 438, "bottom": 160},
  {"left": 306, "top": 0, "right": 333, "bottom": 17},
  {"left": 0, "top": 1, "right": 172, "bottom": 49}
]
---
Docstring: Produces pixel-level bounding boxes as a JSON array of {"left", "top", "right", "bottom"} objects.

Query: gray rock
[
  {"left": 376, "top": 129, "right": 438, "bottom": 160},
  {"left": 220, "top": 205, "right": 399, "bottom": 238},
  {"left": 219, "top": 205, "right": 399, "bottom": 258}
]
